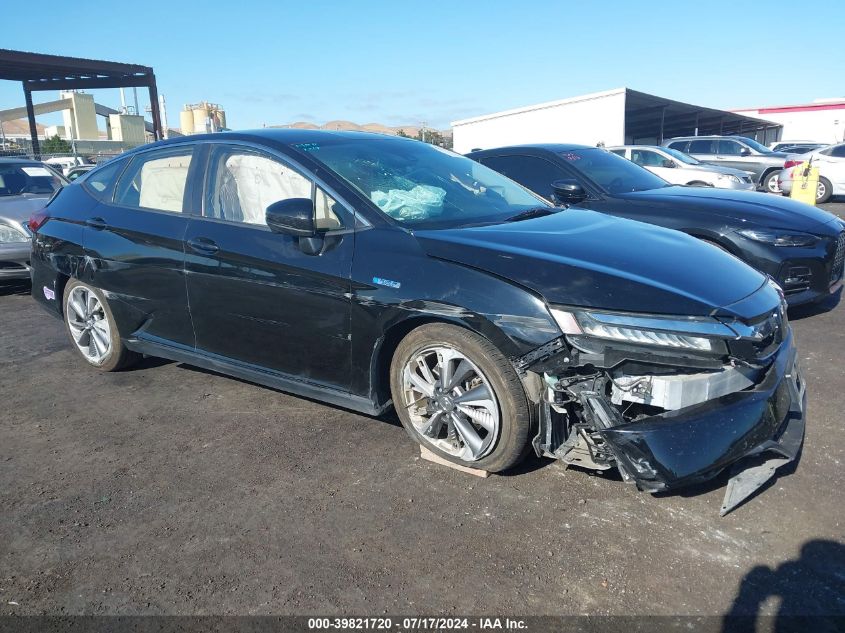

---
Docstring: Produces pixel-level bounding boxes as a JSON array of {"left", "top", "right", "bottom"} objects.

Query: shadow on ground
[{"left": 722, "top": 539, "right": 845, "bottom": 632}]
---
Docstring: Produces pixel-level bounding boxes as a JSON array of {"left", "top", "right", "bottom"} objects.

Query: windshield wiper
[{"left": 504, "top": 207, "right": 560, "bottom": 222}]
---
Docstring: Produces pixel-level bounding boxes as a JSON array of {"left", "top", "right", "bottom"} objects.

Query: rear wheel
[
  {"left": 763, "top": 171, "right": 781, "bottom": 194},
  {"left": 816, "top": 177, "right": 833, "bottom": 204},
  {"left": 63, "top": 279, "right": 138, "bottom": 371},
  {"left": 390, "top": 323, "right": 531, "bottom": 473}
]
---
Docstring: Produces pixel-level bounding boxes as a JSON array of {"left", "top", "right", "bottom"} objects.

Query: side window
[
  {"left": 688, "top": 139, "right": 716, "bottom": 154},
  {"left": 115, "top": 148, "right": 193, "bottom": 212},
  {"left": 717, "top": 140, "right": 743, "bottom": 155},
  {"left": 479, "top": 155, "right": 567, "bottom": 199},
  {"left": 631, "top": 149, "right": 664, "bottom": 167},
  {"left": 667, "top": 141, "right": 688, "bottom": 152},
  {"left": 609, "top": 149, "right": 626, "bottom": 157},
  {"left": 83, "top": 158, "right": 126, "bottom": 199},
  {"left": 829, "top": 145, "right": 845, "bottom": 158},
  {"left": 204, "top": 147, "right": 344, "bottom": 229}
]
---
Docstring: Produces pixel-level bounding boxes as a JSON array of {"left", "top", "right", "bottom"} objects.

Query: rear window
[
  {"left": 114, "top": 147, "right": 194, "bottom": 213},
  {"left": 81, "top": 158, "right": 127, "bottom": 199},
  {"left": 688, "top": 139, "right": 716, "bottom": 154},
  {"left": 0, "top": 163, "right": 66, "bottom": 196}
]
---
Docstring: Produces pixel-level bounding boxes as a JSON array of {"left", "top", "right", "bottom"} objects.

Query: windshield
[
  {"left": 738, "top": 137, "right": 772, "bottom": 154},
  {"left": 663, "top": 147, "right": 700, "bottom": 165},
  {"left": 294, "top": 137, "right": 547, "bottom": 229},
  {"left": 558, "top": 148, "right": 670, "bottom": 193},
  {"left": 0, "top": 163, "right": 66, "bottom": 196}
]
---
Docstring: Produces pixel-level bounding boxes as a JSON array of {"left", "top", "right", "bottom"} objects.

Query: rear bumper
[
  {"left": 598, "top": 329, "right": 805, "bottom": 493},
  {"left": 0, "top": 243, "right": 31, "bottom": 280}
]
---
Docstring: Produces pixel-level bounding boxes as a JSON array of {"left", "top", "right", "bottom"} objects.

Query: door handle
[
  {"left": 187, "top": 237, "right": 219, "bottom": 255},
  {"left": 85, "top": 217, "right": 107, "bottom": 230}
]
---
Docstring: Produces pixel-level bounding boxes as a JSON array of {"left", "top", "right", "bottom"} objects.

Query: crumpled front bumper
[{"left": 597, "top": 328, "right": 805, "bottom": 513}]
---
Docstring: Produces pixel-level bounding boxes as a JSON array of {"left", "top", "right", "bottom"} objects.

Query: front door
[{"left": 183, "top": 143, "right": 354, "bottom": 391}]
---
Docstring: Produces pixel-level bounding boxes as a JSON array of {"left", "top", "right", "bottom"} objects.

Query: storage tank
[
  {"left": 179, "top": 109, "right": 194, "bottom": 136},
  {"left": 216, "top": 109, "right": 227, "bottom": 130},
  {"left": 192, "top": 106, "right": 210, "bottom": 134}
]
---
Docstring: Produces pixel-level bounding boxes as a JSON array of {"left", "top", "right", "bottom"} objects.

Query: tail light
[
  {"left": 28, "top": 210, "right": 50, "bottom": 232},
  {"left": 784, "top": 159, "right": 804, "bottom": 169}
]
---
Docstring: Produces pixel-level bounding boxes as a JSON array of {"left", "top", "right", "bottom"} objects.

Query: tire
[
  {"left": 390, "top": 323, "right": 531, "bottom": 473},
  {"left": 763, "top": 171, "right": 781, "bottom": 194},
  {"left": 62, "top": 279, "right": 139, "bottom": 372},
  {"left": 816, "top": 177, "right": 833, "bottom": 204}
]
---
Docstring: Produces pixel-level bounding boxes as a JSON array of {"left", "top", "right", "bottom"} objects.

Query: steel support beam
[
  {"left": 22, "top": 83, "right": 39, "bottom": 159},
  {"left": 146, "top": 75, "right": 162, "bottom": 141}
]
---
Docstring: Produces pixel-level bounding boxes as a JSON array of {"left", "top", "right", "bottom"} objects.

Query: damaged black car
[{"left": 30, "top": 130, "right": 805, "bottom": 514}]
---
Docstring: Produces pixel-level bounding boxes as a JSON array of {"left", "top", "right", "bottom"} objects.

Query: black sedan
[
  {"left": 467, "top": 144, "right": 845, "bottom": 306},
  {"left": 30, "top": 130, "right": 804, "bottom": 514}
]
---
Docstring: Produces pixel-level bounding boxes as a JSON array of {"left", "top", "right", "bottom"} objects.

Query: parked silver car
[
  {"left": 0, "top": 158, "right": 66, "bottom": 281},
  {"left": 663, "top": 136, "right": 788, "bottom": 193},
  {"left": 608, "top": 145, "right": 755, "bottom": 190},
  {"left": 778, "top": 143, "right": 845, "bottom": 204}
]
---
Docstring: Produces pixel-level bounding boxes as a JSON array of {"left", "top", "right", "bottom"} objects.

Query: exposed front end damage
[{"left": 517, "top": 291, "right": 806, "bottom": 515}]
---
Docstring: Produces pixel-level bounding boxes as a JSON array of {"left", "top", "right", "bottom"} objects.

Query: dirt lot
[{"left": 1, "top": 203, "right": 844, "bottom": 620}]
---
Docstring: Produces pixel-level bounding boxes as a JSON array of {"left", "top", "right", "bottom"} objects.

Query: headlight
[
  {"left": 0, "top": 223, "right": 29, "bottom": 243},
  {"left": 550, "top": 308, "right": 738, "bottom": 353},
  {"left": 717, "top": 174, "right": 741, "bottom": 183},
  {"left": 737, "top": 229, "right": 818, "bottom": 247}
]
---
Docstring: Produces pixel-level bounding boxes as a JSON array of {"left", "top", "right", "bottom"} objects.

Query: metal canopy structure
[
  {"left": 0, "top": 48, "right": 162, "bottom": 157},
  {"left": 624, "top": 89, "right": 780, "bottom": 145}
]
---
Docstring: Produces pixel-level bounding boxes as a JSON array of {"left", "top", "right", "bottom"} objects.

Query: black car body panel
[
  {"left": 468, "top": 144, "right": 845, "bottom": 305},
  {"left": 30, "top": 131, "right": 808, "bottom": 513}
]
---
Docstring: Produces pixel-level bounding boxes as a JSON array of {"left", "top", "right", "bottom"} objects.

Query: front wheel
[
  {"left": 63, "top": 279, "right": 138, "bottom": 371},
  {"left": 390, "top": 324, "right": 532, "bottom": 473}
]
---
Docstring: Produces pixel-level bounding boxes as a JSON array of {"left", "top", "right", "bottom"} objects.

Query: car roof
[
  {"left": 607, "top": 145, "right": 666, "bottom": 150},
  {"left": 132, "top": 128, "right": 414, "bottom": 151},
  {"left": 665, "top": 135, "right": 751, "bottom": 141},
  {"left": 0, "top": 156, "right": 42, "bottom": 165},
  {"left": 467, "top": 143, "right": 596, "bottom": 155}
]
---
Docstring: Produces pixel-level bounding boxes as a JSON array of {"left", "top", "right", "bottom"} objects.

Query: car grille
[
  {"left": 832, "top": 232, "right": 845, "bottom": 284},
  {"left": 741, "top": 176, "right": 753, "bottom": 183}
]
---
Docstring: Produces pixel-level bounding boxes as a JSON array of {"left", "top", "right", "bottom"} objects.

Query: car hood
[
  {"left": 414, "top": 209, "right": 769, "bottom": 318},
  {"left": 0, "top": 193, "right": 52, "bottom": 225},
  {"left": 617, "top": 185, "right": 841, "bottom": 233}
]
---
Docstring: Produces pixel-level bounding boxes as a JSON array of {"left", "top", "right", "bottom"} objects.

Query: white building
[
  {"left": 731, "top": 99, "right": 845, "bottom": 144},
  {"left": 451, "top": 88, "right": 779, "bottom": 154}
]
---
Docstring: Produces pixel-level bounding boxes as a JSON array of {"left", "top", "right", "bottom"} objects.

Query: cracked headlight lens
[
  {"left": 550, "top": 308, "right": 737, "bottom": 353},
  {"left": 737, "top": 229, "right": 818, "bottom": 247},
  {"left": 0, "top": 224, "right": 29, "bottom": 243}
]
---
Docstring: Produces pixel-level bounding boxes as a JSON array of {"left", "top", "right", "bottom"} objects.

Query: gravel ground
[{"left": 0, "top": 202, "right": 843, "bottom": 620}]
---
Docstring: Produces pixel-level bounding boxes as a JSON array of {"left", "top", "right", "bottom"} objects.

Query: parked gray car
[
  {"left": 663, "top": 136, "right": 788, "bottom": 194},
  {"left": 0, "top": 158, "right": 66, "bottom": 281}
]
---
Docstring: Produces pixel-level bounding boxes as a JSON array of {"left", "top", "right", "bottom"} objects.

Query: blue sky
[{"left": 2, "top": 0, "right": 844, "bottom": 131}]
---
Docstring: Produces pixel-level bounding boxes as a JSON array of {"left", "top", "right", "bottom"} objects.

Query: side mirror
[
  {"left": 662, "top": 159, "right": 676, "bottom": 168},
  {"left": 740, "top": 147, "right": 751, "bottom": 157},
  {"left": 551, "top": 179, "right": 587, "bottom": 206},
  {"left": 266, "top": 198, "right": 315, "bottom": 237}
]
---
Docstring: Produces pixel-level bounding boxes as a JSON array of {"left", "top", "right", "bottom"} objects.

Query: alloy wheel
[
  {"left": 66, "top": 285, "right": 112, "bottom": 365},
  {"left": 402, "top": 345, "right": 501, "bottom": 462},
  {"left": 817, "top": 180, "right": 827, "bottom": 202}
]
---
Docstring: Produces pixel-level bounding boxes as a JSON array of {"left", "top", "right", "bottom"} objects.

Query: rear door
[
  {"left": 816, "top": 144, "right": 845, "bottom": 189},
  {"left": 686, "top": 139, "right": 717, "bottom": 163},
  {"left": 714, "top": 139, "right": 753, "bottom": 172},
  {"left": 183, "top": 142, "right": 354, "bottom": 391},
  {"left": 83, "top": 144, "right": 196, "bottom": 347}
]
